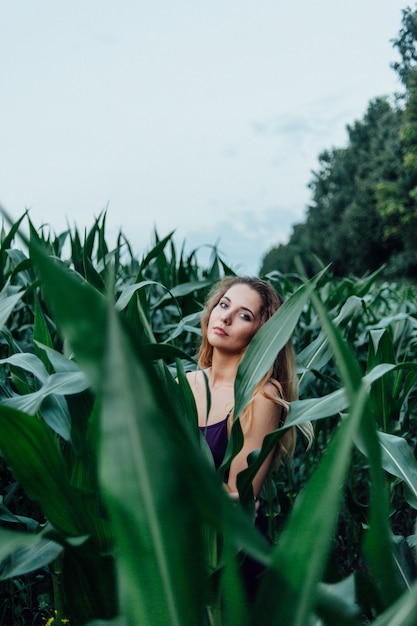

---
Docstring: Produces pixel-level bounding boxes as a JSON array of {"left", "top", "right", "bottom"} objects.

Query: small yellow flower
[{"left": 42, "top": 608, "right": 70, "bottom": 624}]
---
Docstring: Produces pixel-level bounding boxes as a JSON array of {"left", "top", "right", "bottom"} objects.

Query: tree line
[{"left": 261, "top": 5, "right": 417, "bottom": 279}]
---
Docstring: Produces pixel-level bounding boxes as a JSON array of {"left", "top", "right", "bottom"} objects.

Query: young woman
[{"left": 187, "top": 275, "right": 311, "bottom": 501}]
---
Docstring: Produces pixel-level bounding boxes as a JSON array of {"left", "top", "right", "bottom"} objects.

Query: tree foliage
[{"left": 261, "top": 5, "right": 417, "bottom": 280}]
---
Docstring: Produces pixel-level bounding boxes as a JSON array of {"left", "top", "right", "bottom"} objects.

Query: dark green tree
[
  {"left": 261, "top": 222, "right": 315, "bottom": 276},
  {"left": 372, "top": 7, "right": 417, "bottom": 278},
  {"left": 261, "top": 5, "right": 417, "bottom": 280},
  {"left": 391, "top": 5, "right": 417, "bottom": 90},
  {"left": 261, "top": 98, "right": 402, "bottom": 277}
]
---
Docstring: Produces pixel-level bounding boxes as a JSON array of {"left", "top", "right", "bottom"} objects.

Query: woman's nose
[{"left": 220, "top": 310, "right": 231, "bottom": 324}]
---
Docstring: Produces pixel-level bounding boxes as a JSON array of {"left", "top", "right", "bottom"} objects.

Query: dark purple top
[{"left": 198, "top": 416, "right": 229, "bottom": 469}]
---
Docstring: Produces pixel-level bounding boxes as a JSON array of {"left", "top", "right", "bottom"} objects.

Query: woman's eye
[
  {"left": 240, "top": 313, "right": 250, "bottom": 321},
  {"left": 219, "top": 301, "right": 228, "bottom": 308}
]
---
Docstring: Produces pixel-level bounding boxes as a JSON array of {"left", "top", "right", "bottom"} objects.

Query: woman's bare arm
[{"left": 227, "top": 387, "right": 282, "bottom": 498}]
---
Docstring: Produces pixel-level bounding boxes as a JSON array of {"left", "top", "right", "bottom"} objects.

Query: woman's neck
[{"left": 209, "top": 351, "right": 241, "bottom": 388}]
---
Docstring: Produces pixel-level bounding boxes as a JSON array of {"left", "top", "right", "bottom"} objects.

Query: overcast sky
[{"left": 0, "top": 0, "right": 409, "bottom": 273}]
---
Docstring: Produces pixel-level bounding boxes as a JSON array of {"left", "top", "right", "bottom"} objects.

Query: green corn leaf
[
  {"left": 163, "top": 311, "right": 202, "bottom": 341},
  {"left": 311, "top": 288, "right": 404, "bottom": 609},
  {"left": 0, "top": 349, "right": 89, "bottom": 439},
  {"left": 371, "top": 579, "right": 417, "bottom": 626},
  {"left": 250, "top": 281, "right": 403, "bottom": 624},
  {"left": 155, "top": 279, "right": 212, "bottom": 305},
  {"left": 29, "top": 238, "right": 272, "bottom": 624},
  {"left": 368, "top": 328, "right": 397, "bottom": 432},
  {"left": 0, "top": 352, "right": 49, "bottom": 383},
  {"left": 33, "top": 294, "right": 53, "bottom": 368},
  {"left": 377, "top": 432, "right": 417, "bottom": 508},
  {"left": 29, "top": 245, "right": 107, "bottom": 391},
  {"left": 144, "top": 342, "right": 197, "bottom": 363},
  {"left": 288, "top": 363, "right": 397, "bottom": 425},
  {"left": 138, "top": 231, "right": 175, "bottom": 273},
  {"left": 298, "top": 294, "right": 364, "bottom": 392},
  {"left": 2, "top": 371, "right": 89, "bottom": 413},
  {"left": 220, "top": 269, "right": 326, "bottom": 476},
  {"left": 174, "top": 358, "right": 199, "bottom": 434},
  {"left": 315, "top": 575, "right": 361, "bottom": 625},
  {"left": 61, "top": 542, "right": 118, "bottom": 625},
  {"left": 35, "top": 341, "right": 86, "bottom": 373},
  {"left": 0, "top": 528, "right": 63, "bottom": 579},
  {"left": 355, "top": 410, "right": 411, "bottom": 605},
  {"left": 0, "top": 286, "right": 24, "bottom": 330},
  {"left": 83, "top": 249, "right": 106, "bottom": 292},
  {"left": 217, "top": 538, "right": 249, "bottom": 626},
  {"left": 98, "top": 303, "right": 207, "bottom": 626},
  {"left": 29, "top": 240, "right": 208, "bottom": 622},
  {"left": 0, "top": 212, "right": 27, "bottom": 276},
  {"left": 0, "top": 496, "right": 40, "bottom": 531},
  {"left": 85, "top": 615, "right": 127, "bottom": 626},
  {"left": 391, "top": 534, "right": 417, "bottom": 590},
  {"left": 83, "top": 218, "right": 98, "bottom": 259},
  {"left": 234, "top": 269, "right": 327, "bottom": 421},
  {"left": 6, "top": 250, "right": 33, "bottom": 285},
  {"left": 39, "top": 393, "right": 72, "bottom": 441},
  {"left": 252, "top": 384, "right": 369, "bottom": 625},
  {"left": 115, "top": 280, "right": 160, "bottom": 311},
  {"left": 0, "top": 406, "right": 84, "bottom": 535},
  {"left": 235, "top": 363, "right": 409, "bottom": 505}
]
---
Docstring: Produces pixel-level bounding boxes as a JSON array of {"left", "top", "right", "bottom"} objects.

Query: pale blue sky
[{"left": 0, "top": 0, "right": 409, "bottom": 273}]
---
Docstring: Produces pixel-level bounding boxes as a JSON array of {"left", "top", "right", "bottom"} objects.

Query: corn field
[{"left": 0, "top": 211, "right": 416, "bottom": 626}]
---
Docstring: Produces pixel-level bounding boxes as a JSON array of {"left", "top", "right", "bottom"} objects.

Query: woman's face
[{"left": 207, "top": 284, "right": 263, "bottom": 355}]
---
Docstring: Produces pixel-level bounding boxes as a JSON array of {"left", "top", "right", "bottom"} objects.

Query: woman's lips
[{"left": 213, "top": 326, "right": 227, "bottom": 336}]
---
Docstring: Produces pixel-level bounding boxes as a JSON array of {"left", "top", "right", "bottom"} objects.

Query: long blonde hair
[{"left": 198, "top": 276, "right": 312, "bottom": 460}]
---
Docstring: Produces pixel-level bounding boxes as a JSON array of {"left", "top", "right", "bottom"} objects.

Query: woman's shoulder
[
  {"left": 185, "top": 369, "right": 207, "bottom": 389},
  {"left": 261, "top": 378, "right": 283, "bottom": 400},
  {"left": 253, "top": 383, "right": 280, "bottom": 409},
  {"left": 248, "top": 391, "right": 282, "bottom": 435},
  {"left": 251, "top": 380, "right": 284, "bottom": 425}
]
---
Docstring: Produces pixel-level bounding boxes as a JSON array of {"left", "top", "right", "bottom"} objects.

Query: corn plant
[{"left": 0, "top": 212, "right": 416, "bottom": 624}]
